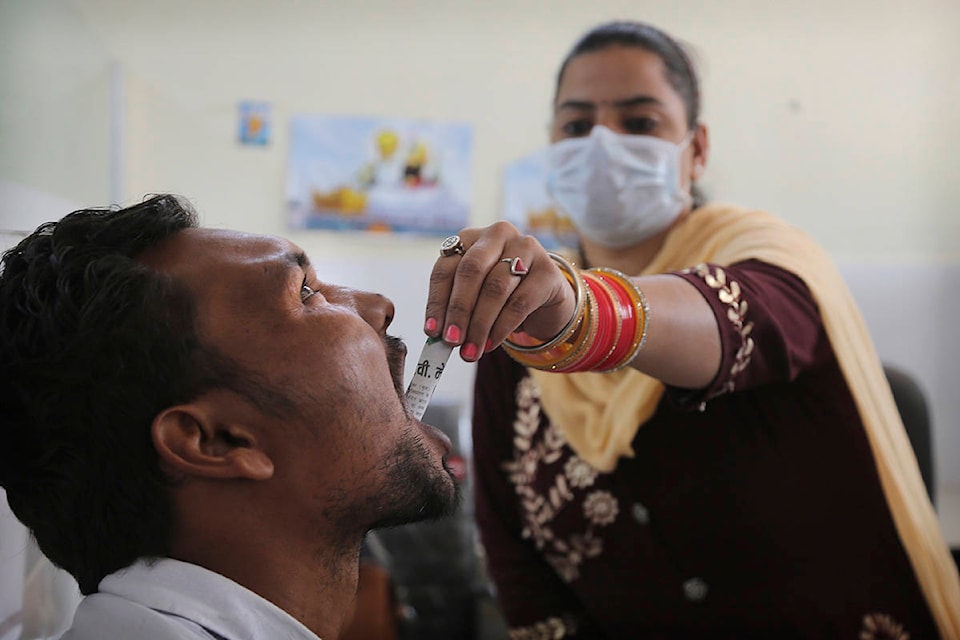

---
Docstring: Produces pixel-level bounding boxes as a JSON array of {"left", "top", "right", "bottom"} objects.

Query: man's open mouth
[{"left": 384, "top": 334, "right": 408, "bottom": 406}]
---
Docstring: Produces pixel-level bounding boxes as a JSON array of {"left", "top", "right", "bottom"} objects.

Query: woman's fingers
[
  {"left": 426, "top": 222, "right": 519, "bottom": 349},
  {"left": 424, "top": 222, "right": 575, "bottom": 362},
  {"left": 487, "top": 251, "right": 574, "bottom": 347},
  {"left": 460, "top": 238, "right": 540, "bottom": 357},
  {"left": 424, "top": 227, "right": 484, "bottom": 340}
]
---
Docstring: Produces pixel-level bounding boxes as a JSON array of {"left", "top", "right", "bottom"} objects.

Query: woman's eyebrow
[
  {"left": 555, "top": 94, "right": 662, "bottom": 112},
  {"left": 612, "top": 94, "right": 663, "bottom": 109}
]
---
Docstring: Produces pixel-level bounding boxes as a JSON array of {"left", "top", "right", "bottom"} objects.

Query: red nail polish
[
  {"left": 424, "top": 317, "right": 438, "bottom": 333},
  {"left": 461, "top": 343, "right": 477, "bottom": 361},
  {"left": 484, "top": 339, "right": 493, "bottom": 352},
  {"left": 444, "top": 324, "right": 461, "bottom": 343}
]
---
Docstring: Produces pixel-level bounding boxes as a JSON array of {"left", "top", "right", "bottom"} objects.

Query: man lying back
[{"left": 0, "top": 194, "right": 458, "bottom": 640}]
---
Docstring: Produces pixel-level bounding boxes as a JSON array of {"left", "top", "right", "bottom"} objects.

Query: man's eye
[{"left": 300, "top": 284, "right": 316, "bottom": 302}]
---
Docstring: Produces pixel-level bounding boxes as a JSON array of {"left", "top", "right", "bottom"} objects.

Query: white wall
[
  {"left": 0, "top": 3, "right": 107, "bottom": 635},
  {"left": 0, "top": 0, "right": 112, "bottom": 216},
  {"left": 2, "top": 0, "right": 958, "bottom": 512},
  {"left": 67, "top": 0, "right": 960, "bottom": 259}
]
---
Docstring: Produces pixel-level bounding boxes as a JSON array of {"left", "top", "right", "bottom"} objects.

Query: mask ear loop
[{"left": 678, "top": 129, "right": 699, "bottom": 208}]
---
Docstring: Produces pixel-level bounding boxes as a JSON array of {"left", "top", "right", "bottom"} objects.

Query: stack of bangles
[{"left": 502, "top": 252, "right": 650, "bottom": 373}]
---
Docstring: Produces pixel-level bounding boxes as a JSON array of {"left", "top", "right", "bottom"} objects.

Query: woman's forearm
[{"left": 628, "top": 274, "right": 722, "bottom": 389}]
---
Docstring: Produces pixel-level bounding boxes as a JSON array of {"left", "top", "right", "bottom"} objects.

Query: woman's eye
[
  {"left": 560, "top": 119, "right": 594, "bottom": 137},
  {"left": 624, "top": 117, "right": 657, "bottom": 134},
  {"left": 300, "top": 283, "right": 316, "bottom": 302}
]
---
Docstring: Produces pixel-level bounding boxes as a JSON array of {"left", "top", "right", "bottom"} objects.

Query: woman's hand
[{"left": 424, "top": 221, "right": 576, "bottom": 361}]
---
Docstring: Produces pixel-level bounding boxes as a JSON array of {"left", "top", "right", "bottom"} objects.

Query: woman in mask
[{"left": 424, "top": 21, "right": 959, "bottom": 638}]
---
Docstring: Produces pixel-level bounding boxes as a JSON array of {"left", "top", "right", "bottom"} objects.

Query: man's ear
[
  {"left": 691, "top": 122, "right": 710, "bottom": 182},
  {"left": 152, "top": 400, "right": 274, "bottom": 481}
]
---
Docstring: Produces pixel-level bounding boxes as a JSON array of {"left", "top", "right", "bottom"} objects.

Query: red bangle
[
  {"left": 589, "top": 270, "right": 636, "bottom": 372},
  {"left": 590, "top": 268, "right": 649, "bottom": 371},
  {"left": 559, "top": 272, "right": 619, "bottom": 372},
  {"left": 502, "top": 256, "right": 650, "bottom": 374}
]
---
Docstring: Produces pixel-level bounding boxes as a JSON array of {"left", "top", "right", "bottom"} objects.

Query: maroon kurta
[{"left": 472, "top": 259, "right": 937, "bottom": 639}]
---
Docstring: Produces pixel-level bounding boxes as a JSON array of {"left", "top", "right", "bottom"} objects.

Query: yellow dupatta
[{"left": 529, "top": 203, "right": 960, "bottom": 636}]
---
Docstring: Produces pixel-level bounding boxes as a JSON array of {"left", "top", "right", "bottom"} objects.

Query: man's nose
[{"left": 356, "top": 291, "right": 395, "bottom": 334}]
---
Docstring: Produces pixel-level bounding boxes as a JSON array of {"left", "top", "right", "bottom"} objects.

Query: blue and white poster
[
  {"left": 287, "top": 115, "right": 472, "bottom": 236},
  {"left": 501, "top": 148, "right": 578, "bottom": 250}
]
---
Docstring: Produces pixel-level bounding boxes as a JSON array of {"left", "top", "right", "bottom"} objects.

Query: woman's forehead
[{"left": 557, "top": 46, "right": 673, "bottom": 101}]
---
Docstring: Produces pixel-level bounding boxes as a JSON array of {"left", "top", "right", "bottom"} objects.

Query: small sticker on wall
[{"left": 238, "top": 101, "right": 270, "bottom": 146}]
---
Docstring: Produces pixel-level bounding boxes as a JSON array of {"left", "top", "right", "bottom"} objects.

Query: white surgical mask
[{"left": 546, "top": 125, "right": 693, "bottom": 249}]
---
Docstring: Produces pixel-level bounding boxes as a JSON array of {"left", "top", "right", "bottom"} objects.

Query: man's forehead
[
  {"left": 142, "top": 227, "right": 297, "bottom": 273},
  {"left": 140, "top": 228, "right": 310, "bottom": 324}
]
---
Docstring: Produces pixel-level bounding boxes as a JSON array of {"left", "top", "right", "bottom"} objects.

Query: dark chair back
[{"left": 883, "top": 364, "right": 935, "bottom": 506}]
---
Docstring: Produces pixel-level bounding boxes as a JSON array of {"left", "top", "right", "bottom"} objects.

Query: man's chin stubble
[{"left": 370, "top": 435, "right": 460, "bottom": 529}]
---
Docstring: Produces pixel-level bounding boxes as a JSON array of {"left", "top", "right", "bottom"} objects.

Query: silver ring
[
  {"left": 500, "top": 257, "right": 529, "bottom": 276},
  {"left": 440, "top": 235, "right": 465, "bottom": 257}
]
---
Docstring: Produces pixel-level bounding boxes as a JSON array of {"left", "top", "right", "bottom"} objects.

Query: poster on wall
[
  {"left": 286, "top": 115, "right": 472, "bottom": 235},
  {"left": 501, "top": 149, "right": 577, "bottom": 250},
  {"left": 238, "top": 101, "right": 271, "bottom": 146}
]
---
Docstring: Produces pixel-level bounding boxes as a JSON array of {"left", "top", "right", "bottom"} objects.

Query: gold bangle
[
  {"left": 544, "top": 281, "right": 600, "bottom": 371},
  {"left": 503, "top": 252, "right": 584, "bottom": 354},
  {"left": 503, "top": 282, "right": 594, "bottom": 369}
]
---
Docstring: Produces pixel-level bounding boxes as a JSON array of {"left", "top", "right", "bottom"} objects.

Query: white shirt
[{"left": 61, "top": 558, "right": 321, "bottom": 640}]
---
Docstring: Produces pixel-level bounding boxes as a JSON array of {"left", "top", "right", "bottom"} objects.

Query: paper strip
[{"left": 405, "top": 337, "right": 455, "bottom": 420}]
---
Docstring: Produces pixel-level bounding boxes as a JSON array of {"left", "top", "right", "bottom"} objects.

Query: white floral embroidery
[
  {"left": 583, "top": 491, "right": 619, "bottom": 526},
  {"left": 563, "top": 457, "right": 597, "bottom": 489},
  {"left": 502, "top": 376, "right": 619, "bottom": 584},
  {"left": 545, "top": 554, "right": 579, "bottom": 583},
  {"left": 508, "top": 616, "right": 571, "bottom": 640},
  {"left": 860, "top": 613, "right": 910, "bottom": 640}
]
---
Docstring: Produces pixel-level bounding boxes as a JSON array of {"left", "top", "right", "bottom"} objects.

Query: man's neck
[{"left": 170, "top": 506, "right": 362, "bottom": 639}]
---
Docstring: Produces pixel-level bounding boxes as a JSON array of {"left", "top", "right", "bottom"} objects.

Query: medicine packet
[{"left": 404, "top": 337, "right": 454, "bottom": 421}]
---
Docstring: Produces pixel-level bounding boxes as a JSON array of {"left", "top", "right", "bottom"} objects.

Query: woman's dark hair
[
  {"left": 555, "top": 20, "right": 702, "bottom": 129},
  {"left": 0, "top": 194, "right": 206, "bottom": 594}
]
